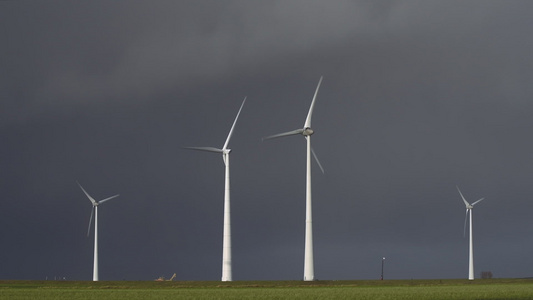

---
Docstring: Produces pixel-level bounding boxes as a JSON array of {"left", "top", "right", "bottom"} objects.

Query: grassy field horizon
[{"left": 2, "top": 278, "right": 533, "bottom": 299}]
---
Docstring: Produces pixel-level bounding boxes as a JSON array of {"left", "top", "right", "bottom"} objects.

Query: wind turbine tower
[
  {"left": 77, "top": 181, "right": 119, "bottom": 281},
  {"left": 456, "top": 185, "right": 484, "bottom": 281},
  {"left": 264, "top": 77, "right": 324, "bottom": 281},
  {"left": 184, "top": 97, "right": 246, "bottom": 282}
]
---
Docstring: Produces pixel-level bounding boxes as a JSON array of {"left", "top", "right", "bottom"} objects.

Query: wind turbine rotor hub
[{"left": 303, "top": 127, "right": 314, "bottom": 136}]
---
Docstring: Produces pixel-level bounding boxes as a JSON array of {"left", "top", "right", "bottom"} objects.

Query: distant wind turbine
[
  {"left": 263, "top": 77, "right": 324, "bottom": 281},
  {"left": 456, "top": 185, "right": 484, "bottom": 281},
  {"left": 77, "top": 181, "right": 119, "bottom": 282},
  {"left": 184, "top": 97, "right": 246, "bottom": 282}
]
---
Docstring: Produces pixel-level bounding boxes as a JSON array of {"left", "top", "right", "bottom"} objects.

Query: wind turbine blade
[
  {"left": 303, "top": 76, "right": 323, "bottom": 129},
  {"left": 77, "top": 181, "right": 97, "bottom": 205},
  {"left": 183, "top": 146, "right": 224, "bottom": 153},
  {"left": 262, "top": 129, "right": 304, "bottom": 141},
  {"left": 223, "top": 97, "right": 246, "bottom": 150},
  {"left": 456, "top": 185, "right": 470, "bottom": 207},
  {"left": 471, "top": 198, "right": 484, "bottom": 206},
  {"left": 463, "top": 209, "right": 468, "bottom": 238},
  {"left": 311, "top": 146, "right": 325, "bottom": 174},
  {"left": 98, "top": 194, "right": 119, "bottom": 205},
  {"left": 87, "top": 207, "right": 94, "bottom": 237}
]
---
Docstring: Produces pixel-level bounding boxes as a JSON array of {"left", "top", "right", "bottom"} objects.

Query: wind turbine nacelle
[{"left": 303, "top": 127, "right": 314, "bottom": 136}]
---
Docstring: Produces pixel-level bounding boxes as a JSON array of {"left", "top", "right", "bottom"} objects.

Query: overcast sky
[{"left": 2, "top": 1, "right": 533, "bottom": 281}]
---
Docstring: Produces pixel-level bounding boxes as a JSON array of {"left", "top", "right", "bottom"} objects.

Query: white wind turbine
[
  {"left": 184, "top": 97, "right": 246, "bottom": 282},
  {"left": 77, "top": 181, "right": 119, "bottom": 282},
  {"left": 456, "top": 185, "right": 484, "bottom": 281},
  {"left": 263, "top": 77, "right": 324, "bottom": 281}
]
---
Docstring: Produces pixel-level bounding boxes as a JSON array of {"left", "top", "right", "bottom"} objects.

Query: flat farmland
[{"left": 2, "top": 278, "right": 533, "bottom": 300}]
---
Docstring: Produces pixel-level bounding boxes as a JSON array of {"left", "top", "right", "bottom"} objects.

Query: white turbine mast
[
  {"left": 77, "top": 181, "right": 119, "bottom": 282},
  {"left": 263, "top": 77, "right": 324, "bottom": 281},
  {"left": 456, "top": 185, "right": 484, "bottom": 281},
  {"left": 184, "top": 97, "right": 246, "bottom": 282}
]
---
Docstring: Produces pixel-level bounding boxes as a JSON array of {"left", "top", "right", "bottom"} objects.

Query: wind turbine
[
  {"left": 263, "top": 77, "right": 324, "bottom": 281},
  {"left": 184, "top": 97, "right": 246, "bottom": 282},
  {"left": 77, "top": 181, "right": 119, "bottom": 282},
  {"left": 456, "top": 185, "right": 484, "bottom": 281}
]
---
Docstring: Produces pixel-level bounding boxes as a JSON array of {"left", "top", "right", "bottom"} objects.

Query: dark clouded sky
[{"left": 2, "top": 1, "right": 533, "bottom": 281}]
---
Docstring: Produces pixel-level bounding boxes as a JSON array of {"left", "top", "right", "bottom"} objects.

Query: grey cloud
[{"left": 2, "top": 1, "right": 533, "bottom": 281}]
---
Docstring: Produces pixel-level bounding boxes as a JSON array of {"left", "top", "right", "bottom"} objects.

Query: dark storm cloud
[
  {"left": 2, "top": 1, "right": 397, "bottom": 122},
  {"left": 2, "top": 1, "right": 533, "bottom": 281}
]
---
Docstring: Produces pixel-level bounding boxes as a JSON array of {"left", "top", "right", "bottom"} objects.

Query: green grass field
[{"left": 2, "top": 279, "right": 533, "bottom": 299}]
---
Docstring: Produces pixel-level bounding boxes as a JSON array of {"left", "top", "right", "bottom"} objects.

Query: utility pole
[{"left": 381, "top": 257, "right": 385, "bottom": 280}]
